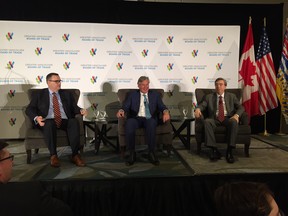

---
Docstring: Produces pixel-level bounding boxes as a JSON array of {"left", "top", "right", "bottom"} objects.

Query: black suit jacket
[{"left": 25, "top": 88, "right": 81, "bottom": 123}]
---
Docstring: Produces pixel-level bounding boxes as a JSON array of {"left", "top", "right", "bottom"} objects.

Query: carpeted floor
[
  {"left": 7, "top": 134, "right": 288, "bottom": 182},
  {"left": 9, "top": 140, "right": 193, "bottom": 182}
]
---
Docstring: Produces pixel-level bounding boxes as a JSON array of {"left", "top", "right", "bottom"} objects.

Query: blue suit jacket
[
  {"left": 25, "top": 88, "right": 82, "bottom": 123},
  {"left": 121, "top": 89, "right": 167, "bottom": 120}
]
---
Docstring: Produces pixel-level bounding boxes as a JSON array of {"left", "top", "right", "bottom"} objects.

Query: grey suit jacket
[{"left": 196, "top": 91, "right": 244, "bottom": 119}]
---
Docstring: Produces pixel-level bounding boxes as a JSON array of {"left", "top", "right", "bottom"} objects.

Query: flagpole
[
  {"left": 275, "top": 113, "right": 286, "bottom": 136},
  {"left": 260, "top": 17, "right": 270, "bottom": 137},
  {"left": 261, "top": 114, "right": 270, "bottom": 136}
]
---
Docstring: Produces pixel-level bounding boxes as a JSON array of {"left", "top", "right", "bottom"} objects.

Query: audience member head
[
  {"left": 137, "top": 76, "right": 150, "bottom": 94},
  {"left": 214, "top": 181, "right": 283, "bottom": 216},
  {"left": 0, "top": 141, "right": 13, "bottom": 184}
]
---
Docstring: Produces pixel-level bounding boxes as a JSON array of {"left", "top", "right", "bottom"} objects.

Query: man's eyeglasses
[
  {"left": 0, "top": 155, "right": 14, "bottom": 163},
  {"left": 49, "top": 80, "right": 62, "bottom": 83}
]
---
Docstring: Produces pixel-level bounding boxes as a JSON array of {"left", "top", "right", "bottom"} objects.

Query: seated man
[
  {"left": 116, "top": 76, "right": 170, "bottom": 166},
  {"left": 25, "top": 72, "right": 87, "bottom": 167},
  {"left": 194, "top": 77, "right": 244, "bottom": 163}
]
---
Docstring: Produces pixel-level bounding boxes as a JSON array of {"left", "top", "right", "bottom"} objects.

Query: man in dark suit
[
  {"left": 25, "top": 72, "right": 87, "bottom": 167},
  {"left": 194, "top": 77, "right": 244, "bottom": 163},
  {"left": 116, "top": 76, "right": 170, "bottom": 166}
]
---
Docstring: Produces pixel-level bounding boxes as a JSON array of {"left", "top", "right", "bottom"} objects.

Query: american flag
[{"left": 255, "top": 26, "right": 278, "bottom": 115}]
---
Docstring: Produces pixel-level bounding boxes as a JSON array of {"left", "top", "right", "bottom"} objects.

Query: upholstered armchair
[
  {"left": 117, "top": 89, "right": 173, "bottom": 156},
  {"left": 24, "top": 88, "right": 85, "bottom": 164},
  {"left": 194, "top": 88, "right": 251, "bottom": 157}
]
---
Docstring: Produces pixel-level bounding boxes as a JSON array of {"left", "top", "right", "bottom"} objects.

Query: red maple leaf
[{"left": 239, "top": 56, "right": 257, "bottom": 87}]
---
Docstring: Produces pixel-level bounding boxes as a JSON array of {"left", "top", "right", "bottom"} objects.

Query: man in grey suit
[{"left": 194, "top": 77, "right": 244, "bottom": 163}]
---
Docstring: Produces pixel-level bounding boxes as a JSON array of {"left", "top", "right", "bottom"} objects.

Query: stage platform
[{"left": 5, "top": 135, "right": 288, "bottom": 216}]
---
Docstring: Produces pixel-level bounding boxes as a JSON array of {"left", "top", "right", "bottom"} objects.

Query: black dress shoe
[
  {"left": 226, "top": 151, "right": 235, "bottom": 163},
  {"left": 125, "top": 151, "right": 136, "bottom": 166},
  {"left": 148, "top": 151, "right": 160, "bottom": 166},
  {"left": 209, "top": 148, "right": 222, "bottom": 161}
]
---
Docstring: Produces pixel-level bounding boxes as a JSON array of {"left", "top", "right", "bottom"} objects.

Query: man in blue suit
[
  {"left": 25, "top": 72, "right": 87, "bottom": 167},
  {"left": 194, "top": 77, "right": 244, "bottom": 163},
  {"left": 116, "top": 76, "right": 170, "bottom": 166}
]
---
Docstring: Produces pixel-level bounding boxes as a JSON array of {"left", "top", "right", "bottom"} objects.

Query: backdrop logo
[
  {"left": 9, "top": 118, "right": 16, "bottom": 126},
  {"left": 191, "top": 76, "right": 198, "bottom": 84},
  {"left": 191, "top": 50, "right": 198, "bottom": 57},
  {"left": 6, "top": 61, "right": 14, "bottom": 70},
  {"left": 167, "top": 36, "right": 174, "bottom": 44},
  {"left": 63, "top": 62, "right": 71, "bottom": 70},
  {"left": 167, "top": 63, "right": 174, "bottom": 71},
  {"left": 216, "top": 36, "right": 223, "bottom": 44},
  {"left": 216, "top": 63, "right": 223, "bottom": 71},
  {"left": 167, "top": 90, "right": 173, "bottom": 97},
  {"left": 35, "top": 47, "right": 42, "bottom": 56},
  {"left": 116, "top": 63, "right": 123, "bottom": 71},
  {"left": 8, "top": 90, "right": 16, "bottom": 98},
  {"left": 90, "top": 48, "right": 97, "bottom": 56},
  {"left": 116, "top": 35, "right": 123, "bottom": 43},
  {"left": 142, "top": 49, "right": 149, "bottom": 57},
  {"left": 6, "top": 32, "right": 13, "bottom": 41},
  {"left": 36, "top": 76, "right": 43, "bottom": 84},
  {"left": 62, "top": 34, "right": 70, "bottom": 42},
  {"left": 90, "top": 76, "right": 97, "bottom": 84},
  {"left": 91, "top": 103, "right": 98, "bottom": 111}
]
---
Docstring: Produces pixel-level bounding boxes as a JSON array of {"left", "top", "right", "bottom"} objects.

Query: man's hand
[
  {"left": 230, "top": 114, "right": 239, "bottom": 123},
  {"left": 162, "top": 110, "right": 170, "bottom": 123},
  {"left": 80, "top": 109, "right": 88, "bottom": 117},
  {"left": 117, "top": 109, "right": 125, "bottom": 118},
  {"left": 194, "top": 108, "right": 202, "bottom": 119},
  {"left": 36, "top": 116, "right": 45, "bottom": 127}
]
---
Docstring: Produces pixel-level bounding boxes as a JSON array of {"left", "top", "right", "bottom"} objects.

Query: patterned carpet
[
  {"left": 9, "top": 140, "right": 193, "bottom": 182},
  {"left": 7, "top": 134, "right": 288, "bottom": 182}
]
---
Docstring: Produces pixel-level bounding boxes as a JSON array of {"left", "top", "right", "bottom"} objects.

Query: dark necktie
[
  {"left": 52, "top": 92, "right": 62, "bottom": 128},
  {"left": 143, "top": 94, "right": 151, "bottom": 119},
  {"left": 218, "top": 96, "right": 224, "bottom": 122}
]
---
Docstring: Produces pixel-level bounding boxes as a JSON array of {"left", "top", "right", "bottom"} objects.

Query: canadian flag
[{"left": 238, "top": 17, "right": 260, "bottom": 121}]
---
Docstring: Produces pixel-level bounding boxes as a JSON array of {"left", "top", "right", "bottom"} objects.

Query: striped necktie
[{"left": 52, "top": 92, "right": 62, "bottom": 128}]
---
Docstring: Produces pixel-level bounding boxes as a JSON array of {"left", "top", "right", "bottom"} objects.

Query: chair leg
[
  {"left": 244, "top": 143, "right": 250, "bottom": 157},
  {"left": 196, "top": 141, "right": 202, "bottom": 155},
  {"left": 120, "top": 146, "right": 126, "bottom": 159},
  {"left": 26, "top": 150, "right": 32, "bottom": 164},
  {"left": 164, "top": 144, "right": 172, "bottom": 156}
]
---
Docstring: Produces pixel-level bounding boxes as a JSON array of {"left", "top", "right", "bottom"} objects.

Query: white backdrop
[{"left": 0, "top": 20, "right": 240, "bottom": 138}]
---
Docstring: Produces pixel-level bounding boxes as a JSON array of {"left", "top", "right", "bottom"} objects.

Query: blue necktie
[{"left": 143, "top": 94, "right": 151, "bottom": 119}]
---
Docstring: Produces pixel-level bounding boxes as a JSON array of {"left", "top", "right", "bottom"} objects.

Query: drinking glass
[
  {"left": 93, "top": 110, "right": 100, "bottom": 120},
  {"left": 99, "top": 110, "right": 107, "bottom": 120},
  {"left": 182, "top": 107, "right": 188, "bottom": 119}
]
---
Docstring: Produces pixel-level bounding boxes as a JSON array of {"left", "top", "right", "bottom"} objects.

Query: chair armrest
[
  {"left": 194, "top": 116, "right": 205, "bottom": 133},
  {"left": 24, "top": 112, "right": 34, "bottom": 129},
  {"left": 239, "top": 112, "right": 249, "bottom": 125}
]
